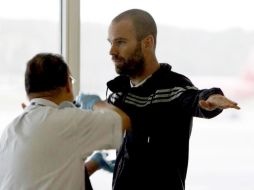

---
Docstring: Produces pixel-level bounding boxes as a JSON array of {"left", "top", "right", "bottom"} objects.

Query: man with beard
[{"left": 80, "top": 9, "right": 240, "bottom": 190}]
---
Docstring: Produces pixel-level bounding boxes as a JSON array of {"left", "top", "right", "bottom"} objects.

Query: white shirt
[
  {"left": 0, "top": 98, "right": 122, "bottom": 190},
  {"left": 130, "top": 75, "right": 152, "bottom": 88}
]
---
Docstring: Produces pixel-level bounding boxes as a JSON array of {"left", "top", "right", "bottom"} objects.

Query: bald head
[{"left": 112, "top": 9, "right": 157, "bottom": 47}]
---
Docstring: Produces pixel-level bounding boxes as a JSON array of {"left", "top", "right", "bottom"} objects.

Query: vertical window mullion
[{"left": 61, "top": 0, "right": 80, "bottom": 96}]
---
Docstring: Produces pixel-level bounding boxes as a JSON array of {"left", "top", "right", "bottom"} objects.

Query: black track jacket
[{"left": 107, "top": 63, "right": 223, "bottom": 190}]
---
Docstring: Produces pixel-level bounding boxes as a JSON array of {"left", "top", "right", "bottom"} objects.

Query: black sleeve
[{"left": 179, "top": 87, "right": 224, "bottom": 119}]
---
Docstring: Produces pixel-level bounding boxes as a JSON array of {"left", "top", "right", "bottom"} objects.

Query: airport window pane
[
  {"left": 0, "top": 0, "right": 60, "bottom": 134},
  {"left": 81, "top": 1, "right": 254, "bottom": 190}
]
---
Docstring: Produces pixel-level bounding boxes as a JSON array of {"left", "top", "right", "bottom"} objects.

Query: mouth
[{"left": 112, "top": 58, "right": 123, "bottom": 65}]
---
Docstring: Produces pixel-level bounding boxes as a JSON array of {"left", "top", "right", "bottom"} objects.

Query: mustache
[{"left": 112, "top": 55, "right": 124, "bottom": 62}]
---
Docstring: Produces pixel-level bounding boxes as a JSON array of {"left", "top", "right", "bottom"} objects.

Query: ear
[{"left": 142, "top": 35, "right": 154, "bottom": 49}]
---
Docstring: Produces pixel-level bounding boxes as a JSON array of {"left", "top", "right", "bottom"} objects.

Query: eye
[{"left": 115, "top": 40, "right": 126, "bottom": 47}]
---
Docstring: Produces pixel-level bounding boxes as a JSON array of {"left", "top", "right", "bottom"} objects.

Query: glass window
[
  {"left": 81, "top": 1, "right": 254, "bottom": 190},
  {"left": 0, "top": 0, "right": 60, "bottom": 134}
]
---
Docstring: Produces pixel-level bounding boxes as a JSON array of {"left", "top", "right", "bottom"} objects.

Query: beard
[{"left": 113, "top": 44, "right": 145, "bottom": 77}]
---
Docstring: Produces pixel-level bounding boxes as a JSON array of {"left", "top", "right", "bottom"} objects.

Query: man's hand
[
  {"left": 199, "top": 94, "right": 240, "bottom": 111},
  {"left": 75, "top": 92, "right": 101, "bottom": 110}
]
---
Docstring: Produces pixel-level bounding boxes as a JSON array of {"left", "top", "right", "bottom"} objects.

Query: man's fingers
[
  {"left": 220, "top": 97, "right": 240, "bottom": 110},
  {"left": 225, "top": 102, "right": 241, "bottom": 110}
]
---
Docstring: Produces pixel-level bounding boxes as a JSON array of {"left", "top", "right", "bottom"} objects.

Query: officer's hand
[
  {"left": 89, "top": 151, "right": 115, "bottom": 173},
  {"left": 75, "top": 92, "right": 101, "bottom": 110}
]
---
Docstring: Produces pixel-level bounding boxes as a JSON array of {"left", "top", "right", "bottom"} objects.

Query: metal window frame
[{"left": 61, "top": 0, "right": 80, "bottom": 96}]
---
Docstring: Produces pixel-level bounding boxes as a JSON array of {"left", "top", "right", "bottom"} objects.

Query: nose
[{"left": 109, "top": 44, "right": 118, "bottom": 56}]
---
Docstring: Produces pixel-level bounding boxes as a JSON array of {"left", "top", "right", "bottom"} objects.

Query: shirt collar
[
  {"left": 130, "top": 75, "right": 152, "bottom": 88},
  {"left": 30, "top": 98, "right": 59, "bottom": 108}
]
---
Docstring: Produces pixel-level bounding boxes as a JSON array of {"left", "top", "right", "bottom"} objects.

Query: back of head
[
  {"left": 25, "top": 53, "right": 69, "bottom": 97},
  {"left": 112, "top": 9, "right": 157, "bottom": 46}
]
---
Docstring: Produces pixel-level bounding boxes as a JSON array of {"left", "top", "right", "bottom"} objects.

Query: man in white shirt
[{"left": 0, "top": 53, "right": 131, "bottom": 190}]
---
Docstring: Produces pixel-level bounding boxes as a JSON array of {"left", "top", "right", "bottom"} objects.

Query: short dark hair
[
  {"left": 25, "top": 53, "right": 69, "bottom": 95},
  {"left": 112, "top": 9, "right": 157, "bottom": 46}
]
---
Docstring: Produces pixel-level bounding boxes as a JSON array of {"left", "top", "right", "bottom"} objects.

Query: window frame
[{"left": 61, "top": 0, "right": 80, "bottom": 96}]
